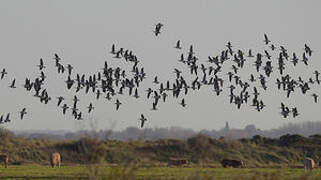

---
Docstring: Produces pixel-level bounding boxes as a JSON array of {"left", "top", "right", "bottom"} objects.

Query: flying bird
[
  {"left": 19, "top": 108, "right": 27, "bottom": 120},
  {"left": 153, "top": 23, "right": 163, "bottom": 36},
  {"left": 264, "top": 34, "right": 271, "bottom": 45},
  {"left": 292, "top": 107, "right": 299, "bottom": 118},
  {"left": 180, "top": 99, "right": 186, "bottom": 107},
  {"left": 61, "top": 104, "right": 69, "bottom": 115},
  {"left": 4, "top": 113, "right": 10, "bottom": 123},
  {"left": 77, "top": 112, "right": 83, "bottom": 120},
  {"left": 139, "top": 114, "right": 147, "bottom": 128},
  {"left": 110, "top": 44, "right": 116, "bottom": 54},
  {"left": 0, "top": 68, "right": 8, "bottom": 80},
  {"left": 312, "top": 93, "right": 318, "bottom": 103},
  {"left": 152, "top": 102, "right": 158, "bottom": 110},
  {"left": 67, "top": 64, "right": 73, "bottom": 75},
  {"left": 38, "top": 58, "right": 46, "bottom": 70},
  {"left": 153, "top": 76, "right": 159, "bottom": 84},
  {"left": 65, "top": 76, "right": 74, "bottom": 89},
  {"left": 88, "top": 103, "right": 94, "bottom": 113},
  {"left": 53, "top": 53, "right": 61, "bottom": 66},
  {"left": 9, "top": 79, "right": 16, "bottom": 88},
  {"left": 115, "top": 99, "right": 121, "bottom": 110},
  {"left": 57, "top": 96, "right": 64, "bottom": 107},
  {"left": 175, "top": 40, "right": 181, "bottom": 49}
]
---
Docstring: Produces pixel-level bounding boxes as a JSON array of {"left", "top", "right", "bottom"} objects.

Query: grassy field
[
  {"left": 1, "top": 166, "right": 321, "bottom": 180},
  {"left": 3, "top": 131, "right": 321, "bottom": 179}
]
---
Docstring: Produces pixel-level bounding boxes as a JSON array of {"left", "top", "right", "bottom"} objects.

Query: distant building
[
  {"left": 220, "top": 122, "right": 230, "bottom": 138},
  {"left": 224, "top": 122, "right": 230, "bottom": 131}
]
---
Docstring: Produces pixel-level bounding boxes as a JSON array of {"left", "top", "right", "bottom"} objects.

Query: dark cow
[
  {"left": 0, "top": 154, "right": 8, "bottom": 168},
  {"left": 221, "top": 159, "right": 244, "bottom": 168},
  {"left": 168, "top": 159, "right": 189, "bottom": 166}
]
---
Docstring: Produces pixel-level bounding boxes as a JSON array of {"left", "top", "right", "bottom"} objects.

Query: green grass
[
  {"left": 1, "top": 166, "right": 321, "bottom": 180},
  {"left": 0, "top": 165, "right": 88, "bottom": 179}
]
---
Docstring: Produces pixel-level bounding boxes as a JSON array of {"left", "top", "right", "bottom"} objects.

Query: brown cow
[
  {"left": 0, "top": 154, "right": 8, "bottom": 168},
  {"left": 50, "top": 152, "right": 61, "bottom": 168}
]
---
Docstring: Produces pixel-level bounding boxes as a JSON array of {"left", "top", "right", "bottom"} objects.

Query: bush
[
  {"left": 279, "top": 134, "right": 307, "bottom": 146},
  {"left": 0, "top": 127, "right": 13, "bottom": 139},
  {"left": 187, "top": 134, "right": 212, "bottom": 150}
]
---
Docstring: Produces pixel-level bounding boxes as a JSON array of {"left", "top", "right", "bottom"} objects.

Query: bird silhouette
[
  {"left": 62, "top": 104, "right": 69, "bottom": 115},
  {"left": 264, "top": 34, "right": 271, "bottom": 45},
  {"left": 53, "top": 53, "right": 61, "bottom": 67},
  {"left": 88, "top": 103, "right": 94, "bottom": 113},
  {"left": 115, "top": 99, "right": 121, "bottom": 110},
  {"left": 139, "top": 114, "right": 147, "bottom": 128},
  {"left": 180, "top": 99, "right": 186, "bottom": 107},
  {"left": 19, "top": 108, "right": 27, "bottom": 120},
  {"left": 175, "top": 40, "right": 181, "bottom": 49},
  {"left": 77, "top": 112, "right": 83, "bottom": 120},
  {"left": 0, "top": 68, "right": 8, "bottom": 80},
  {"left": 312, "top": 93, "right": 318, "bottom": 103},
  {"left": 153, "top": 23, "right": 163, "bottom": 36},
  {"left": 9, "top": 79, "right": 16, "bottom": 88},
  {"left": 38, "top": 58, "right": 46, "bottom": 70},
  {"left": 4, "top": 113, "right": 10, "bottom": 123}
]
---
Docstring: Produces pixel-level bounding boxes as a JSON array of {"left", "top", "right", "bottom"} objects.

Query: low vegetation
[
  {"left": 2, "top": 127, "right": 321, "bottom": 167},
  {"left": 2, "top": 127, "right": 321, "bottom": 179}
]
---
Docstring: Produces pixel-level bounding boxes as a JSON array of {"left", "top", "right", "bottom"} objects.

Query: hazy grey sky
[{"left": 0, "top": 0, "right": 320, "bottom": 131}]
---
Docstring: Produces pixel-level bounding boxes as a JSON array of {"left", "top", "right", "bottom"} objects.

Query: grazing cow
[
  {"left": 168, "top": 159, "right": 189, "bottom": 166},
  {"left": 50, "top": 152, "right": 61, "bottom": 168},
  {"left": 221, "top": 159, "right": 244, "bottom": 168},
  {"left": 0, "top": 154, "right": 8, "bottom": 168},
  {"left": 303, "top": 157, "right": 315, "bottom": 171}
]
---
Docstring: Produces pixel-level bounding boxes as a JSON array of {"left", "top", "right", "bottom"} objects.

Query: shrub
[{"left": 187, "top": 134, "right": 212, "bottom": 150}]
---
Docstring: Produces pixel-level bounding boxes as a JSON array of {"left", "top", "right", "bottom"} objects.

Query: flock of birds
[{"left": 0, "top": 23, "right": 319, "bottom": 128}]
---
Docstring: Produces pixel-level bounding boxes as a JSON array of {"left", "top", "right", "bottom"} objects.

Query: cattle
[
  {"left": 168, "top": 159, "right": 189, "bottom": 166},
  {"left": 0, "top": 154, "right": 8, "bottom": 168},
  {"left": 221, "top": 159, "right": 244, "bottom": 168},
  {"left": 50, "top": 152, "right": 61, "bottom": 168},
  {"left": 303, "top": 157, "right": 315, "bottom": 171}
]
